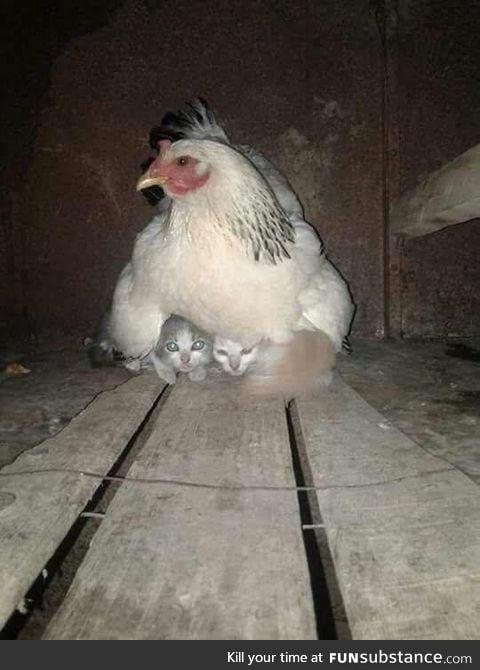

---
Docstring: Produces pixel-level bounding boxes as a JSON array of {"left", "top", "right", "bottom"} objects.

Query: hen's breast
[{"left": 155, "top": 234, "right": 303, "bottom": 345}]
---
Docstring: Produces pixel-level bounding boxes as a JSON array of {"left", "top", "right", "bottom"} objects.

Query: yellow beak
[{"left": 136, "top": 172, "right": 166, "bottom": 192}]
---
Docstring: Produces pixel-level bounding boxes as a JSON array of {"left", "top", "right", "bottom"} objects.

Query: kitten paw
[
  {"left": 125, "top": 359, "right": 141, "bottom": 373},
  {"left": 148, "top": 352, "right": 177, "bottom": 385},
  {"left": 159, "top": 369, "right": 177, "bottom": 385},
  {"left": 188, "top": 367, "right": 207, "bottom": 382}
]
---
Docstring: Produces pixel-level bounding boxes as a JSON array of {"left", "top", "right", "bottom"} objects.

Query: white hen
[{"left": 110, "top": 100, "right": 354, "bottom": 392}]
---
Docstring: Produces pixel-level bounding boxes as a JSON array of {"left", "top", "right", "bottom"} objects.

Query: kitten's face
[
  {"left": 213, "top": 337, "right": 258, "bottom": 376},
  {"left": 159, "top": 317, "right": 212, "bottom": 373}
]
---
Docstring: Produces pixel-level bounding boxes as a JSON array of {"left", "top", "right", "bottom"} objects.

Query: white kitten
[
  {"left": 213, "top": 336, "right": 259, "bottom": 376},
  {"left": 149, "top": 316, "right": 213, "bottom": 384},
  {"left": 214, "top": 331, "right": 335, "bottom": 398}
]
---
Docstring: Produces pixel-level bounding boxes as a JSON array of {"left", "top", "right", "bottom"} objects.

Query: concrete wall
[{"left": 1, "top": 0, "right": 479, "bottom": 345}]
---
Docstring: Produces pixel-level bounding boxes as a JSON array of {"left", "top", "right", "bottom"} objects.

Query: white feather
[{"left": 110, "top": 109, "right": 354, "bottom": 370}]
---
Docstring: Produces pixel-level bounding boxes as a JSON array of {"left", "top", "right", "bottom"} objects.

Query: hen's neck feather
[{"left": 166, "top": 143, "right": 294, "bottom": 265}]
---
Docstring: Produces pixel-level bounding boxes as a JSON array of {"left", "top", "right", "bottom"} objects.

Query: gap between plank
[
  {"left": 0, "top": 383, "right": 171, "bottom": 640},
  {"left": 285, "top": 400, "right": 352, "bottom": 640}
]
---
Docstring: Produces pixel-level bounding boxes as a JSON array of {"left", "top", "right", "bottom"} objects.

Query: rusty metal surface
[
  {"left": 401, "top": 220, "right": 480, "bottom": 339},
  {"left": 2, "top": 0, "right": 384, "bottom": 344},
  {"left": 0, "top": 0, "right": 125, "bottom": 345},
  {"left": 395, "top": 1, "right": 480, "bottom": 338},
  {"left": 2, "top": 0, "right": 479, "bottom": 345}
]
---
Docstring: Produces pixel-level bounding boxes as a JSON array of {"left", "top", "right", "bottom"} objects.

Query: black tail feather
[{"left": 149, "top": 97, "right": 228, "bottom": 148}]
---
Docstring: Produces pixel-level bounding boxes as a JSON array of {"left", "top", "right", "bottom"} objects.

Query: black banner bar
[{"left": 1, "top": 640, "right": 478, "bottom": 669}]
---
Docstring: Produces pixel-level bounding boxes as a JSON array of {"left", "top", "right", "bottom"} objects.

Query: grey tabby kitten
[{"left": 149, "top": 315, "right": 213, "bottom": 385}]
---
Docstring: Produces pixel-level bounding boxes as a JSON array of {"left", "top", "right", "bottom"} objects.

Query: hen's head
[
  {"left": 136, "top": 138, "right": 294, "bottom": 264},
  {"left": 136, "top": 138, "right": 232, "bottom": 198}
]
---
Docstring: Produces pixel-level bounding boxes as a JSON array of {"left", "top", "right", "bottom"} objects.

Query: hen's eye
[
  {"left": 165, "top": 341, "right": 179, "bottom": 352},
  {"left": 176, "top": 156, "right": 190, "bottom": 166},
  {"left": 216, "top": 349, "right": 227, "bottom": 356},
  {"left": 192, "top": 340, "right": 205, "bottom": 350},
  {"left": 241, "top": 347, "right": 252, "bottom": 355}
]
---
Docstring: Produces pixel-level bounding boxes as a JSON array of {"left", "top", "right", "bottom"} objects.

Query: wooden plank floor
[
  {"left": 294, "top": 375, "right": 480, "bottom": 640},
  {"left": 2, "top": 367, "right": 479, "bottom": 639},
  {"left": 0, "top": 374, "right": 162, "bottom": 629},
  {"left": 44, "top": 378, "right": 317, "bottom": 640}
]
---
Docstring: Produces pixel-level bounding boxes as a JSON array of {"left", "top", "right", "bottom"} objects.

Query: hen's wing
[
  {"left": 237, "top": 145, "right": 304, "bottom": 220},
  {"left": 296, "top": 259, "right": 355, "bottom": 351},
  {"left": 110, "top": 214, "right": 169, "bottom": 359},
  {"left": 237, "top": 145, "right": 353, "bottom": 349}
]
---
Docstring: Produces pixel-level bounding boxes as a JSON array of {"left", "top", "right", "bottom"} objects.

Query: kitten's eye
[
  {"left": 192, "top": 340, "right": 205, "bottom": 350},
  {"left": 165, "top": 341, "right": 179, "bottom": 352},
  {"left": 176, "top": 156, "right": 190, "bottom": 167},
  {"left": 241, "top": 347, "right": 253, "bottom": 355},
  {"left": 216, "top": 349, "right": 227, "bottom": 356}
]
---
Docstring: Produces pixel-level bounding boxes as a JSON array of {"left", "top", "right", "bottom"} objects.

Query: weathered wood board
[
  {"left": 0, "top": 373, "right": 163, "bottom": 629},
  {"left": 294, "top": 374, "right": 480, "bottom": 640},
  {"left": 390, "top": 143, "right": 480, "bottom": 238},
  {"left": 45, "top": 380, "right": 317, "bottom": 640}
]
